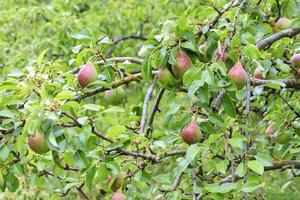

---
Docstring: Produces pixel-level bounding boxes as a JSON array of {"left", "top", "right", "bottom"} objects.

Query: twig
[
  {"left": 274, "top": 0, "right": 281, "bottom": 22},
  {"left": 71, "top": 73, "right": 143, "bottom": 101},
  {"left": 105, "top": 34, "right": 147, "bottom": 58},
  {"left": 195, "top": 0, "right": 235, "bottom": 37},
  {"left": 213, "top": 88, "right": 226, "bottom": 113},
  {"left": 192, "top": 169, "right": 197, "bottom": 200},
  {"left": 146, "top": 88, "right": 165, "bottom": 138},
  {"left": 68, "top": 57, "right": 143, "bottom": 74},
  {"left": 276, "top": 93, "right": 300, "bottom": 118},
  {"left": 256, "top": 28, "right": 300, "bottom": 50},
  {"left": 76, "top": 183, "right": 90, "bottom": 200},
  {"left": 243, "top": 78, "right": 251, "bottom": 200},
  {"left": 139, "top": 80, "right": 157, "bottom": 135},
  {"left": 220, "top": 0, "right": 246, "bottom": 60},
  {"left": 160, "top": 172, "right": 184, "bottom": 192}
]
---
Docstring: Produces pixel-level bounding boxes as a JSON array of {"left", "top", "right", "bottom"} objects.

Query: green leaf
[
  {"left": 254, "top": 154, "right": 273, "bottom": 167},
  {"left": 107, "top": 125, "right": 127, "bottom": 137},
  {"left": 83, "top": 104, "right": 105, "bottom": 111},
  {"left": 221, "top": 92, "right": 236, "bottom": 118},
  {"left": 185, "top": 144, "right": 201, "bottom": 163},
  {"left": 241, "top": 182, "right": 261, "bottom": 193},
  {"left": 55, "top": 90, "right": 76, "bottom": 100},
  {"left": 183, "top": 67, "right": 202, "bottom": 87},
  {"left": 86, "top": 165, "right": 96, "bottom": 191},
  {"left": 37, "top": 49, "right": 49, "bottom": 66},
  {"left": 215, "top": 160, "right": 229, "bottom": 174},
  {"left": 74, "top": 150, "right": 89, "bottom": 169},
  {"left": 247, "top": 160, "right": 264, "bottom": 175},
  {"left": 0, "top": 110, "right": 15, "bottom": 118},
  {"left": 236, "top": 162, "right": 247, "bottom": 177},
  {"left": 5, "top": 173, "right": 19, "bottom": 193},
  {"left": 205, "top": 183, "right": 238, "bottom": 193}
]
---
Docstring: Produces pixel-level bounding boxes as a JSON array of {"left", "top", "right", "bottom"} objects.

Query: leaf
[
  {"left": 141, "top": 57, "right": 152, "bottom": 81},
  {"left": 37, "top": 49, "right": 49, "bottom": 66},
  {"left": 241, "top": 182, "right": 261, "bottom": 193},
  {"left": 183, "top": 68, "right": 202, "bottom": 86},
  {"left": 205, "top": 183, "right": 238, "bottom": 193},
  {"left": 55, "top": 90, "right": 76, "bottom": 100},
  {"left": 74, "top": 150, "right": 89, "bottom": 169},
  {"left": 215, "top": 160, "right": 229, "bottom": 174},
  {"left": 86, "top": 165, "right": 96, "bottom": 191},
  {"left": 5, "top": 173, "right": 19, "bottom": 192},
  {"left": 0, "top": 110, "right": 15, "bottom": 118},
  {"left": 83, "top": 104, "right": 105, "bottom": 111},
  {"left": 236, "top": 162, "right": 247, "bottom": 177},
  {"left": 254, "top": 154, "right": 273, "bottom": 167},
  {"left": 221, "top": 92, "right": 236, "bottom": 118},
  {"left": 185, "top": 144, "right": 201, "bottom": 163},
  {"left": 247, "top": 160, "right": 264, "bottom": 175},
  {"left": 107, "top": 125, "right": 127, "bottom": 137}
]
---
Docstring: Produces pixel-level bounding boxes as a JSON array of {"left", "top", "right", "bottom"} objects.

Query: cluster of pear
[{"left": 77, "top": 63, "right": 125, "bottom": 105}]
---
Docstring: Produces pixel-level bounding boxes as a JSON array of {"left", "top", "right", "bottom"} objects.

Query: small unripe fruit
[
  {"left": 112, "top": 191, "right": 126, "bottom": 200},
  {"left": 105, "top": 87, "right": 125, "bottom": 105},
  {"left": 254, "top": 68, "right": 263, "bottom": 79},
  {"left": 172, "top": 48, "right": 192, "bottom": 78},
  {"left": 275, "top": 18, "right": 292, "bottom": 30},
  {"left": 111, "top": 172, "right": 126, "bottom": 192},
  {"left": 214, "top": 44, "right": 228, "bottom": 62},
  {"left": 77, "top": 63, "right": 98, "bottom": 88},
  {"left": 157, "top": 68, "right": 177, "bottom": 88},
  {"left": 265, "top": 123, "right": 273, "bottom": 137},
  {"left": 181, "top": 121, "right": 202, "bottom": 144},
  {"left": 275, "top": 132, "right": 291, "bottom": 144},
  {"left": 228, "top": 61, "right": 248, "bottom": 88},
  {"left": 291, "top": 54, "right": 300, "bottom": 67},
  {"left": 28, "top": 131, "right": 50, "bottom": 154}
]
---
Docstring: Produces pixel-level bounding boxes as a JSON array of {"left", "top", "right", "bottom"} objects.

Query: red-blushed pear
[
  {"left": 157, "top": 68, "right": 177, "bottom": 88},
  {"left": 291, "top": 53, "right": 300, "bottom": 67},
  {"left": 275, "top": 17, "right": 292, "bottom": 30},
  {"left": 105, "top": 87, "right": 125, "bottom": 105},
  {"left": 77, "top": 63, "right": 98, "bottom": 88},
  {"left": 181, "top": 120, "right": 202, "bottom": 144},
  {"left": 28, "top": 131, "right": 50, "bottom": 154},
  {"left": 228, "top": 61, "right": 248, "bottom": 88},
  {"left": 172, "top": 48, "right": 192, "bottom": 78},
  {"left": 254, "top": 68, "right": 263, "bottom": 79},
  {"left": 112, "top": 191, "right": 126, "bottom": 200},
  {"left": 111, "top": 172, "right": 126, "bottom": 192}
]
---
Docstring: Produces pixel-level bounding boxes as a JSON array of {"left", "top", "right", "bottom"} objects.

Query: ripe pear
[
  {"left": 254, "top": 68, "right": 263, "bottom": 79},
  {"left": 228, "top": 61, "right": 248, "bottom": 88},
  {"left": 172, "top": 48, "right": 192, "bottom": 78},
  {"left": 28, "top": 131, "right": 50, "bottom": 154},
  {"left": 77, "top": 63, "right": 98, "bottom": 88},
  {"left": 111, "top": 172, "right": 126, "bottom": 192},
  {"left": 291, "top": 53, "right": 300, "bottom": 67},
  {"left": 157, "top": 68, "right": 177, "bottom": 88},
  {"left": 112, "top": 191, "right": 126, "bottom": 200},
  {"left": 275, "top": 18, "right": 292, "bottom": 30},
  {"left": 105, "top": 87, "right": 125, "bottom": 105},
  {"left": 181, "top": 120, "right": 202, "bottom": 144}
]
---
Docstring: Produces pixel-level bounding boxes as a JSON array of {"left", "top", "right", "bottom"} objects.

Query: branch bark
[{"left": 256, "top": 28, "right": 300, "bottom": 50}]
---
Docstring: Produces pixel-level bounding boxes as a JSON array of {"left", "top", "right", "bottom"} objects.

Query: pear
[
  {"left": 172, "top": 49, "right": 192, "bottom": 78},
  {"left": 228, "top": 61, "right": 248, "bottom": 88}
]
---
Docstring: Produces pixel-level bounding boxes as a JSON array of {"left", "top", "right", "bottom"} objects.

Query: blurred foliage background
[{"left": 1, "top": 0, "right": 300, "bottom": 199}]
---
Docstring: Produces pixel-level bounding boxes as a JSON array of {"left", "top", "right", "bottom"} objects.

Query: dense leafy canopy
[{"left": 1, "top": 0, "right": 300, "bottom": 199}]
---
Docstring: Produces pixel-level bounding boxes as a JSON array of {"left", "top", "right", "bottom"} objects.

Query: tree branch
[
  {"left": 160, "top": 172, "right": 184, "bottom": 192},
  {"left": 146, "top": 88, "right": 165, "bottom": 138},
  {"left": 140, "top": 80, "right": 157, "bottom": 135},
  {"left": 105, "top": 34, "right": 147, "bottom": 58},
  {"left": 256, "top": 28, "right": 300, "bottom": 50}
]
